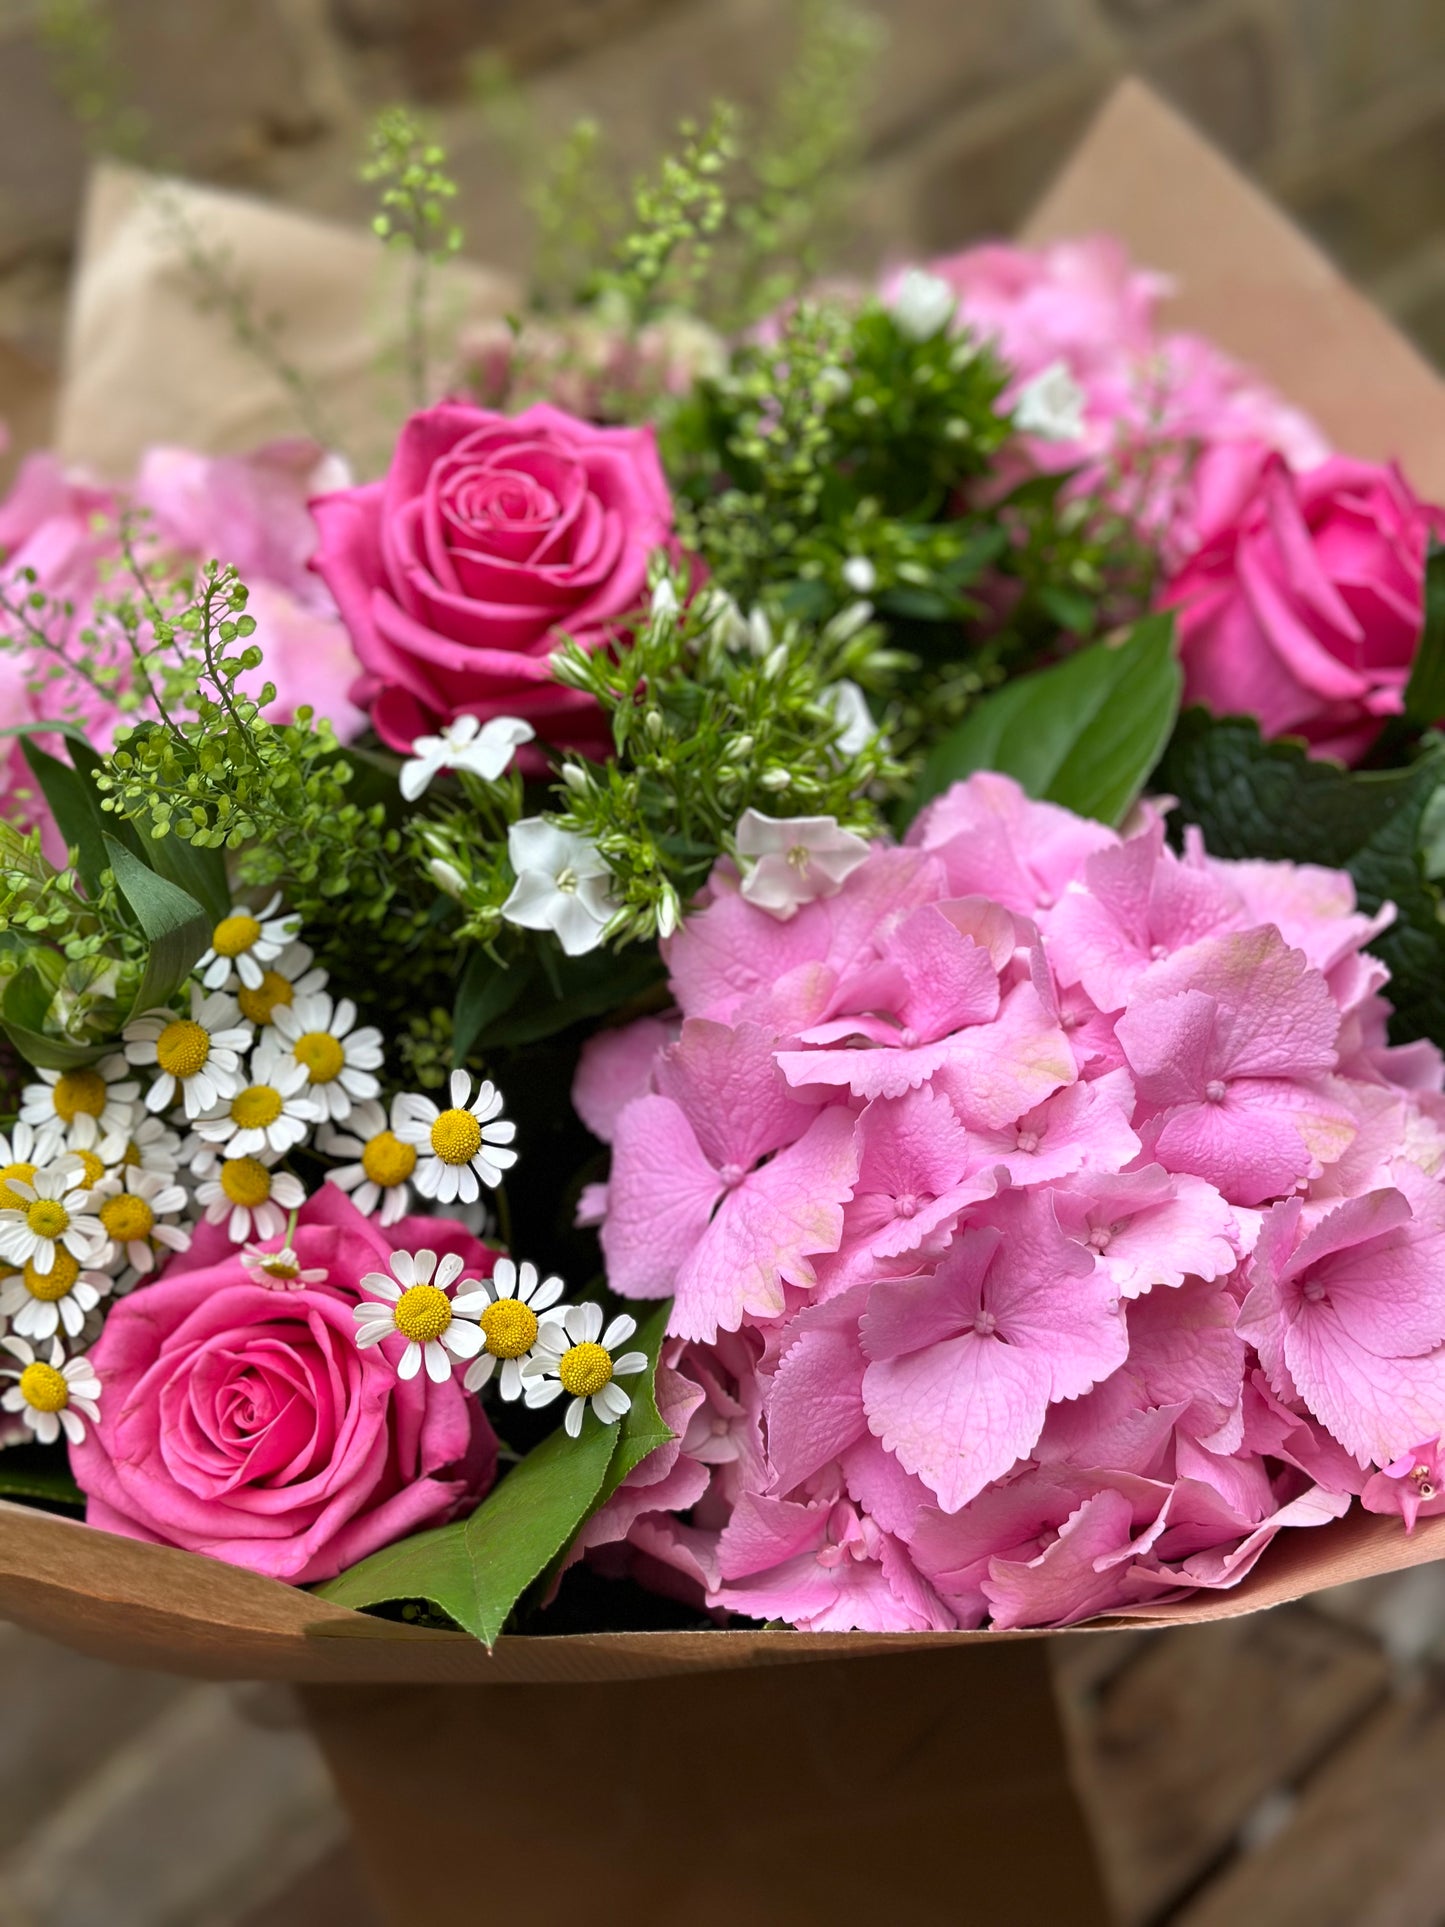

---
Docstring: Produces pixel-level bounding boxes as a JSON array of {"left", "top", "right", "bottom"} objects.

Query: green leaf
[
  {"left": 1, "top": 967, "right": 102, "bottom": 1069},
  {"left": 912, "top": 612, "right": 1181, "bottom": 826},
  {"left": 137, "top": 826, "right": 230, "bottom": 928},
  {"left": 1404, "top": 541, "right": 1445, "bottom": 728},
  {"left": 103, "top": 836, "right": 210, "bottom": 1019},
  {"left": 20, "top": 741, "right": 115, "bottom": 897},
  {"left": 316, "top": 1300, "right": 676, "bottom": 1645},
  {"left": 1154, "top": 710, "right": 1445, "bottom": 1045},
  {"left": 452, "top": 950, "right": 532, "bottom": 1065},
  {"left": 480, "top": 947, "right": 666, "bottom": 1050},
  {"left": 0, "top": 1442, "right": 85, "bottom": 1508}
]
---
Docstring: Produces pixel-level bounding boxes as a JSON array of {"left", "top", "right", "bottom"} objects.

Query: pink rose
[
  {"left": 1162, "top": 442, "right": 1444, "bottom": 761},
  {"left": 309, "top": 401, "right": 675, "bottom": 754},
  {"left": 69, "top": 1188, "right": 497, "bottom": 1584}
]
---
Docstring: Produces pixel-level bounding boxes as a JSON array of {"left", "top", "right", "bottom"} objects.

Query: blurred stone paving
[{"left": 6, "top": 1564, "right": 1445, "bottom": 1925}]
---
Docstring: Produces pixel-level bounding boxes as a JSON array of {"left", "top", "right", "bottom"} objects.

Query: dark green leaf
[
  {"left": 103, "top": 836, "right": 210, "bottom": 1019},
  {"left": 0, "top": 1441, "right": 85, "bottom": 1508},
  {"left": 315, "top": 1300, "right": 676, "bottom": 1646},
  {"left": 1404, "top": 541, "right": 1445, "bottom": 728},
  {"left": 912, "top": 612, "right": 1181, "bottom": 826},
  {"left": 1155, "top": 709, "right": 1445, "bottom": 1045},
  {"left": 480, "top": 947, "right": 666, "bottom": 1050},
  {"left": 20, "top": 741, "right": 114, "bottom": 896},
  {"left": 452, "top": 950, "right": 531, "bottom": 1066},
  {"left": 1, "top": 967, "right": 101, "bottom": 1069}
]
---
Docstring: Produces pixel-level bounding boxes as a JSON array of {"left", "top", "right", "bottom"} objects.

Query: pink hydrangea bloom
[{"left": 583, "top": 772, "right": 1445, "bottom": 1631}]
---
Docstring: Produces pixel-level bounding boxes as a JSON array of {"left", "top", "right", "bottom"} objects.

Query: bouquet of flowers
[{"left": 5, "top": 36, "right": 1445, "bottom": 1660}]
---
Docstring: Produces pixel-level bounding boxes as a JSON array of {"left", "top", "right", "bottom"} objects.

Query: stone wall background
[{"left": 0, "top": 0, "right": 1442, "bottom": 442}]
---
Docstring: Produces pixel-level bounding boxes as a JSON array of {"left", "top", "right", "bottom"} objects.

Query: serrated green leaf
[
  {"left": 103, "top": 836, "right": 210, "bottom": 1019},
  {"left": 1404, "top": 541, "right": 1445, "bottom": 728},
  {"left": 315, "top": 1300, "right": 676, "bottom": 1645},
  {"left": 912, "top": 612, "right": 1181, "bottom": 826},
  {"left": 1154, "top": 710, "right": 1445, "bottom": 1045}
]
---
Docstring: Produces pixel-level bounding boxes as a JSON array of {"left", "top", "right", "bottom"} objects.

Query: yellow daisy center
[
  {"left": 100, "top": 1194, "right": 155, "bottom": 1243},
  {"left": 52, "top": 1068, "right": 108, "bottom": 1122},
  {"left": 0, "top": 1161, "right": 37, "bottom": 1211},
  {"left": 73, "top": 1149, "right": 107, "bottom": 1187},
  {"left": 479, "top": 1298, "right": 538, "bottom": 1359},
  {"left": 557, "top": 1341, "right": 613, "bottom": 1399},
  {"left": 220, "top": 1157, "right": 273, "bottom": 1208},
  {"left": 430, "top": 1109, "right": 482, "bottom": 1167},
  {"left": 212, "top": 912, "right": 263, "bottom": 959},
  {"left": 294, "top": 1031, "right": 345, "bottom": 1084},
  {"left": 361, "top": 1131, "right": 417, "bottom": 1188},
  {"left": 238, "top": 970, "right": 294, "bottom": 1027},
  {"left": 26, "top": 1199, "right": 69, "bottom": 1239},
  {"left": 156, "top": 1019, "right": 211, "bottom": 1080},
  {"left": 231, "top": 1084, "right": 284, "bottom": 1130},
  {"left": 393, "top": 1283, "right": 453, "bottom": 1344},
  {"left": 258, "top": 1252, "right": 302, "bottom": 1281},
  {"left": 18, "top": 1360, "right": 69, "bottom": 1412},
  {"left": 23, "top": 1250, "right": 79, "bottom": 1302}
]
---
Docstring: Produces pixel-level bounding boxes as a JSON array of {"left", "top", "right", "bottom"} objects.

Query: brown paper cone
[
  {"left": 299, "top": 1641, "right": 1110, "bottom": 1926},
  {"left": 1022, "top": 79, "right": 1445, "bottom": 497}
]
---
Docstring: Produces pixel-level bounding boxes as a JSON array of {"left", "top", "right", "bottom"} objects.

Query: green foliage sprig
[{"left": 362, "top": 106, "right": 464, "bottom": 408}]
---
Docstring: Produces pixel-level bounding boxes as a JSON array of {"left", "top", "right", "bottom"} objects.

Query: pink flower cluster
[
  {"left": 912, "top": 236, "right": 1329, "bottom": 560},
  {"left": 578, "top": 773, "right": 1445, "bottom": 1631},
  {"left": 0, "top": 442, "right": 364, "bottom": 852}
]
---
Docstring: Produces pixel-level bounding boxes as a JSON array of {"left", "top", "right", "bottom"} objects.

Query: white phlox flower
[
  {"left": 462, "top": 1258, "right": 568, "bottom": 1402},
  {"left": 1013, "top": 360, "right": 1087, "bottom": 443},
  {"left": 501, "top": 819, "right": 617, "bottom": 957},
  {"left": 735, "top": 809, "right": 871, "bottom": 920},
  {"left": 399, "top": 714, "right": 535, "bottom": 802},
  {"left": 890, "top": 267, "right": 956, "bottom": 341},
  {"left": 522, "top": 1302, "right": 648, "bottom": 1437}
]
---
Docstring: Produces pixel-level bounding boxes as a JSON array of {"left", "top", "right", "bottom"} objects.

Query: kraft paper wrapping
[
  {"left": 5, "top": 82, "right": 1445, "bottom": 1688},
  {"left": 53, "top": 164, "right": 519, "bottom": 479}
]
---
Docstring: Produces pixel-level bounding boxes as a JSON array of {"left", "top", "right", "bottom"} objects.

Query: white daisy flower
[
  {"left": 94, "top": 1114, "right": 183, "bottom": 1184},
  {"left": 88, "top": 1167, "right": 192, "bottom": 1277},
  {"left": 400, "top": 714, "right": 535, "bottom": 801},
  {"left": 265, "top": 992, "right": 384, "bottom": 1124},
  {"left": 0, "top": 1165, "right": 104, "bottom": 1277},
  {"left": 191, "top": 1043, "right": 319, "bottom": 1159},
  {"left": 351, "top": 1247, "right": 488, "bottom": 1383},
  {"left": 239, "top": 1243, "right": 329, "bottom": 1291},
  {"left": 0, "top": 1249, "right": 112, "bottom": 1342},
  {"left": 522, "top": 1303, "right": 648, "bottom": 1437},
  {"left": 123, "top": 986, "right": 254, "bottom": 1119},
  {"left": 234, "top": 939, "right": 328, "bottom": 1030},
  {"left": 319, "top": 1098, "right": 418, "bottom": 1227},
  {"left": 394, "top": 1070, "right": 518, "bottom": 1205},
  {"left": 0, "top": 1122, "right": 50, "bottom": 1211},
  {"left": 195, "top": 893, "right": 302, "bottom": 992},
  {"left": 462, "top": 1257, "right": 567, "bottom": 1402},
  {"left": 193, "top": 1150, "right": 307, "bottom": 1245},
  {"left": 19, "top": 1055, "right": 139, "bottom": 1157},
  {"left": 0, "top": 1335, "right": 101, "bottom": 1445}
]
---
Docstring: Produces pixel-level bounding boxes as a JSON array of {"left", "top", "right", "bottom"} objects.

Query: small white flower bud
[
  {"left": 841, "top": 557, "right": 876, "bottom": 594},
  {"left": 429, "top": 858, "right": 467, "bottom": 898},
  {"left": 759, "top": 767, "right": 792, "bottom": 792},
  {"left": 560, "top": 762, "right": 591, "bottom": 795}
]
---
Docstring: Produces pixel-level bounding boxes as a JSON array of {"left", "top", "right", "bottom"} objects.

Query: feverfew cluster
[{"left": 581, "top": 772, "right": 1445, "bottom": 1632}]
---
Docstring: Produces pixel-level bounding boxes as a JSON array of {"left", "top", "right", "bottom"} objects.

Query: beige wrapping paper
[
  {"left": 4, "top": 79, "right": 1445, "bottom": 1694},
  {"left": 54, "top": 163, "right": 519, "bottom": 479}
]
